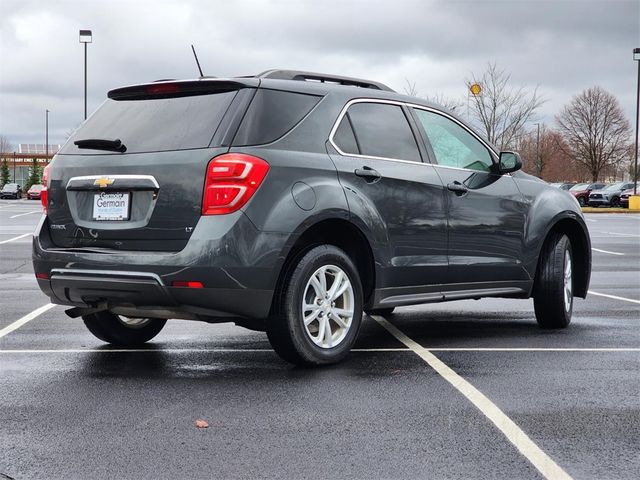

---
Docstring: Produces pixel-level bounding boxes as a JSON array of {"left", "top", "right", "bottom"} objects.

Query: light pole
[
  {"left": 535, "top": 122, "right": 541, "bottom": 178},
  {"left": 633, "top": 48, "right": 640, "bottom": 195},
  {"left": 79, "top": 30, "right": 92, "bottom": 120}
]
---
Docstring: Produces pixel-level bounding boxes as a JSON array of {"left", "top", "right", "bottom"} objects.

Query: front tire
[
  {"left": 610, "top": 197, "right": 620, "bottom": 207},
  {"left": 82, "top": 312, "right": 167, "bottom": 345},
  {"left": 578, "top": 197, "right": 586, "bottom": 207},
  {"left": 533, "top": 233, "right": 573, "bottom": 329},
  {"left": 267, "top": 245, "right": 363, "bottom": 366}
]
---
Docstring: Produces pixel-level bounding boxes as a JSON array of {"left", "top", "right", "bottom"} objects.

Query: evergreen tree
[
  {"left": 24, "top": 158, "right": 42, "bottom": 192},
  {"left": 0, "top": 159, "right": 10, "bottom": 188}
]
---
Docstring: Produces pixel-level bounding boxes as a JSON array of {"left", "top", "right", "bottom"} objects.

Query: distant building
[
  {"left": 19, "top": 144, "right": 61, "bottom": 155},
  {"left": 0, "top": 144, "right": 59, "bottom": 186}
]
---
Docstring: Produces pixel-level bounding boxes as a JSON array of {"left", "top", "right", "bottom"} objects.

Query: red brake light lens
[
  {"left": 171, "top": 281, "right": 204, "bottom": 288},
  {"left": 146, "top": 83, "right": 180, "bottom": 95},
  {"left": 202, "top": 153, "right": 269, "bottom": 215},
  {"left": 41, "top": 163, "right": 51, "bottom": 214}
]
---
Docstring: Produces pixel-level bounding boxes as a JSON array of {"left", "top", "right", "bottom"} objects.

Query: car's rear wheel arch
[
  {"left": 534, "top": 216, "right": 590, "bottom": 298},
  {"left": 271, "top": 219, "right": 376, "bottom": 314}
]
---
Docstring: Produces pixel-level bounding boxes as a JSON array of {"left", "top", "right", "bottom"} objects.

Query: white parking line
[
  {"left": 0, "top": 347, "right": 637, "bottom": 354},
  {"left": 371, "top": 315, "right": 572, "bottom": 480},
  {"left": 591, "top": 247, "right": 624, "bottom": 256},
  {"left": 0, "top": 233, "right": 31, "bottom": 244},
  {"left": 601, "top": 231, "right": 640, "bottom": 238},
  {"left": 0, "top": 303, "right": 56, "bottom": 339},
  {"left": 588, "top": 290, "right": 640, "bottom": 305},
  {"left": 9, "top": 210, "right": 41, "bottom": 219}
]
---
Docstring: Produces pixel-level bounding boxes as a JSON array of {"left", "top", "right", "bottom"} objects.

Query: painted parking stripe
[
  {"left": 371, "top": 315, "right": 572, "bottom": 480},
  {"left": 0, "top": 303, "right": 56, "bottom": 339},
  {"left": 0, "top": 233, "right": 30, "bottom": 244},
  {"left": 591, "top": 248, "right": 624, "bottom": 256},
  {"left": 588, "top": 290, "right": 640, "bottom": 305},
  {"left": 0, "top": 347, "right": 637, "bottom": 354},
  {"left": 9, "top": 210, "right": 41, "bottom": 219}
]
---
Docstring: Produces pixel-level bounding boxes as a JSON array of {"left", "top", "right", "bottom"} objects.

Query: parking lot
[{"left": 1, "top": 199, "right": 639, "bottom": 480}]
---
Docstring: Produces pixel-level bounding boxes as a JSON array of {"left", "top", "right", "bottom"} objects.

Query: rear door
[
  {"left": 47, "top": 81, "right": 255, "bottom": 251},
  {"left": 410, "top": 107, "right": 530, "bottom": 291},
  {"left": 327, "top": 100, "right": 447, "bottom": 299}
]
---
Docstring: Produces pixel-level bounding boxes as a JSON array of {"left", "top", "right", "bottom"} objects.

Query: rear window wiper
[{"left": 74, "top": 138, "right": 127, "bottom": 153}]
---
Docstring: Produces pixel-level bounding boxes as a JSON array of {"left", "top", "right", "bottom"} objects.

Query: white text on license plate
[{"left": 93, "top": 192, "right": 130, "bottom": 221}]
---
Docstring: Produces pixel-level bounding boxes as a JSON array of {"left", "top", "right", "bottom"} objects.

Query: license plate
[{"left": 93, "top": 192, "right": 130, "bottom": 221}]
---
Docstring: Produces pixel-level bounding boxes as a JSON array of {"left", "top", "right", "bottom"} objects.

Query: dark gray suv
[{"left": 33, "top": 70, "right": 591, "bottom": 365}]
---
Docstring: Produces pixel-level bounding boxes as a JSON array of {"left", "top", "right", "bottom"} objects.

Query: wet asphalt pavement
[{"left": 1, "top": 199, "right": 639, "bottom": 480}]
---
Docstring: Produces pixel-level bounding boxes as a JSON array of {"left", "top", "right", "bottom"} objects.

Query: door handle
[
  {"left": 447, "top": 181, "right": 468, "bottom": 195},
  {"left": 355, "top": 167, "right": 382, "bottom": 182}
]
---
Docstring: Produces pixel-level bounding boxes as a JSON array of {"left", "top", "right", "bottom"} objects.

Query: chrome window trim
[
  {"left": 328, "top": 98, "right": 425, "bottom": 165},
  {"left": 328, "top": 98, "right": 499, "bottom": 172}
]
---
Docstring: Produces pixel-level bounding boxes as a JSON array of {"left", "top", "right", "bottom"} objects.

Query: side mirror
[{"left": 498, "top": 151, "right": 522, "bottom": 174}]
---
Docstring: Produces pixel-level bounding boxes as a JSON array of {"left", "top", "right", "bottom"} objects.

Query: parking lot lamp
[
  {"left": 633, "top": 48, "right": 640, "bottom": 195},
  {"left": 79, "top": 30, "right": 92, "bottom": 120}
]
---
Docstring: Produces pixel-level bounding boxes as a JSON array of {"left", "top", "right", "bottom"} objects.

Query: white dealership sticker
[{"left": 93, "top": 192, "right": 130, "bottom": 221}]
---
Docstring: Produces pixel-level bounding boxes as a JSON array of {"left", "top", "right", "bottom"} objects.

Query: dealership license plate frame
[{"left": 92, "top": 192, "right": 131, "bottom": 221}]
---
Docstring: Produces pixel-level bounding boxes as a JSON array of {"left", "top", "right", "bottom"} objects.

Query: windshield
[
  {"left": 604, "top": 183, "right": 624, "bottom": 191},
  {"left": 2, "top": 184, "right": 17, "bottom": 191},
  {"left": 29, "top": 185, "right": 43, "bottom": 191},
  {"left": 570, "top": 183, "right": 587, "bottom": 191}
]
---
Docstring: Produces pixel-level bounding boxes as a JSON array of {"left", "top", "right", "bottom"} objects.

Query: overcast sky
[{"left": 0, "top": 0, "right": 638, "bottom": 148}]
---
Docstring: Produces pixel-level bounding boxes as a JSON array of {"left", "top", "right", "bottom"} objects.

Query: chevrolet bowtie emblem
[{"left": 94, "top": 176, "right": 115, "bottom": 188}]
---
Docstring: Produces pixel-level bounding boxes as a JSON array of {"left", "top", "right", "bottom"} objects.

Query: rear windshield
[{"left": 61, "top": 90, "right": 238, "bottom": 154}]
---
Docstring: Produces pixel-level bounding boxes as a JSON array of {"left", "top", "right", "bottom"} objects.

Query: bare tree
[
  {"left": 556, "top": 86, "right": 631, "bottom": 182},
  {"left": 402, "top": 79, "right": 463, "bottom": 112},
  {"left": 467, "top": 63, "right": 544, "bottom": 150},
  {"left": 0, "top": 135, "right": 13, "bottom": 154}
]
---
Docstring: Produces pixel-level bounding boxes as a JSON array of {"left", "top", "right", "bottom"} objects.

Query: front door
[{"left": 411, "top": 107, "right": 529, "bottom": 292}]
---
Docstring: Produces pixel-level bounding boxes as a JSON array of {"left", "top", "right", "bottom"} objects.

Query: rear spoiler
[{"left": 108, "top": 78, "right": 260, "bottom": 100}]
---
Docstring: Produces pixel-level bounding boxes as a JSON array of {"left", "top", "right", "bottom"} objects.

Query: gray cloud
[{"left": 0, "top": 0, "right": 637, "bottom": 146}]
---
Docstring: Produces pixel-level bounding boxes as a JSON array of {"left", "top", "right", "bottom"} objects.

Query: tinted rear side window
[
  {"left": 343, "top": 102, "right": 421, "bottom": 162},
  {"left": 232, "top": 89, "right": 321, "bottom": 146},
  {"left": 333, "top": 114, "right": 360, "bottom": 154},
  {"left": 61, "top": 90, "right": 238, "bottom": 154}
]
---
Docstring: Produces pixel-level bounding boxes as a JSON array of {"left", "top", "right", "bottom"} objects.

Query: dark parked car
[
  {"left": 570, "top": 182, "right": 606, "bottom": 206},
  {"left": 0, "top": 183, "right": 22, "bottom": 199},
  {"left": 620, "top": 186, "right": 639, "bottom": 208},
  {"left": 588, "top": 181, "right": 636, "bottom": 207},
  {"left": 33, "top": 70, "right": 591, "bottom": 365},
  {"left": 27, "top": 184, "right": 44, "bottom": 200}
]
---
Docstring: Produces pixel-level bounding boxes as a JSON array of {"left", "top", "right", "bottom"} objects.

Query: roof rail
[{"left": 257, "top": 69, "right": 395, "bottom": 92}]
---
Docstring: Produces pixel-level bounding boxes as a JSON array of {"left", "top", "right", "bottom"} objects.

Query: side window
[
  {"left": 333, "top": 114, "right": 360, "bottom": 155},
  {"left": 341, "top": 102, "right": 421, "bottom": 162},
  {"left": 413, "top": 109, "right": 494, "bottom": 172},
  {"left": 233, "top": 89, "right": 321, "bottom": 146}
]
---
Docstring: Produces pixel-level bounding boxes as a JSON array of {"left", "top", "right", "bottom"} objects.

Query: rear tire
[
  {"left": 82, "top": 312, "right": 167, "bottom": 345},
  {"left": 267, "top": 245, "right": 363, "bottom": 366},
  {"left": 578, "top": 197, "right": 586, "bottom": 207},
  {"left": 533, "top": 233, "right": 573, "bottom": 329}
]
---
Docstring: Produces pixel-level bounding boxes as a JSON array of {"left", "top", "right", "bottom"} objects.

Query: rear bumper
[{"left": 33, "top": 213, "right": 291, "bottom": 320}]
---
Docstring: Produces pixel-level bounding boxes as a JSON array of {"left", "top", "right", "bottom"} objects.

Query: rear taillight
[
  {"left": 41, "top": 163, "right": 51, "bottom": 214},
  {"left": 202, "top": 153, "right": 269, "bottom": 215}
]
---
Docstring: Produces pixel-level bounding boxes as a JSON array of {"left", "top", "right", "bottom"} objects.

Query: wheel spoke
[
  {"left": 331, "top": 278, "right": 350, "bottom": 301},
  {"left": 318, "top": 267, "right": 327, "bottom": 296},
  {"left": 309, "top": 274, "right": 326, "bottom": 298},
  {"left": 304, "top": 308, "right": 321, "bottom": 326},
  {"left": 323, "top": 317, "right": 333, "bottom": 347},
  {"left": 327, "top": 271, "right": 344, "bottom": 299},
  {"left": 331, "top": 307, "right": 353, "bottom": 318},
  {"left": 330, "top": 311, "right": 349, "bottom": 329}
]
